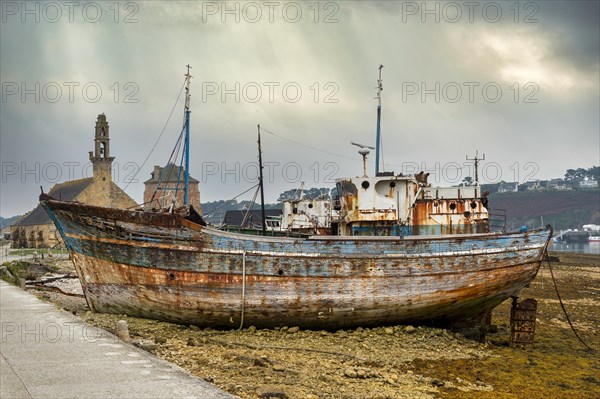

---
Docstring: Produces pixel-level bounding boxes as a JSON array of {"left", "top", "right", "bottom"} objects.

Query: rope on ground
[{"left": 544, "top": 253, "right": 595, "bottom": 352}]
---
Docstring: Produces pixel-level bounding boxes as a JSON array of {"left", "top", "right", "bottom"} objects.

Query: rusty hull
[{"left": 41, "top": 198, "right": 552, "bottom": 330}]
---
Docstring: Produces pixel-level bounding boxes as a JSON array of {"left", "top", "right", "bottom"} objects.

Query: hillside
[
  {"left": 0, "top": 215, "right": 21, "bottom": 228},
  {"left": 488, "top": 189, "right": 600, "bottom": 230}
]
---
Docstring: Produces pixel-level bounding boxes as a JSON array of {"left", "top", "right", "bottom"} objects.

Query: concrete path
[{"left": 0, "top": 281, "right": 237, "bottom": 399}]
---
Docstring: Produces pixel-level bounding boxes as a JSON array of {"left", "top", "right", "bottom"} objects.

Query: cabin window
[
  {"left": 361, "top": 181, "right": 370, "bottom": 189},
  {"left": 470, "top": 201, "right": 477, "bottom": 209},
  {"left": 449, "top": 203, "right": 456, "bottom": 211},
  {"left": 266, "top": 220, "right": 280, "bottom": 228}
]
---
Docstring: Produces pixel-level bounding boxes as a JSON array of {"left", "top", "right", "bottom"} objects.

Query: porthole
[{"left": 361, "top": 181, "right": 370, "bottom": 189}]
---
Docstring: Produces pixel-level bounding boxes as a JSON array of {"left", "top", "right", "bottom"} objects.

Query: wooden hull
[{"left": 41, "top": 198, "right": 552, "bottom": 329}]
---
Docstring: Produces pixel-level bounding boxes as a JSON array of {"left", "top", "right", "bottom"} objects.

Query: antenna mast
[
  {"left": 466, "top": 150, "right": 485, "bottom": 185},
  {"left": 375, "top": 64, "right": 384, "bottom": 176},
  {"left": 183, "top": 64, "right": 192, "bottom": 206}
]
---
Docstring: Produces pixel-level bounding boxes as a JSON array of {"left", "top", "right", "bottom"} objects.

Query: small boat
[
  {"left": 588, "top": 235, "right": 600, "bottom": 242},
  {"left": 41, "top": 66, "right": 552, "bottom": 331}
]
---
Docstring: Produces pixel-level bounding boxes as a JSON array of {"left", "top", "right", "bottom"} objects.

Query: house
[
  {"left": 547, "top": 179, "right": 569, "bottom": 190},
  {"left": 11, "top": 114, "right": 138, "bottom": 248},
  {"left": 498, "top": 182, "right": 519, "bottom": 193},
  {"left": 143, "top": 164, "right": 201, "bottom": 212},
  {"left": 522, "top": 180, "right": 542, "bottom": 191},
  {"left": 579, "top": 179, "right": 598, "bottom": 189}
]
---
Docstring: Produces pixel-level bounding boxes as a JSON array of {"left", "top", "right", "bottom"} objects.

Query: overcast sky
[{"left": 1, "top": 0, "right": 598, "bottom": 217}]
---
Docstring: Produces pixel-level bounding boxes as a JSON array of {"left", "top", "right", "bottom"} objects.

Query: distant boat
[
  {"left": 41, "top": 66, "right": 553, "bottom": 332},
  {"left": 588, "top": 235, "right": 600, "bottom": 243}
]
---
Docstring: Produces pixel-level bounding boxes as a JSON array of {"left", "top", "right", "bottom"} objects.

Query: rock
[
  {"left": 384, "top": 327, "right": 394, "bottom": 335},
  {"left": 431, "top": 379, "right": 445, "bottom": 387},
  {"left": 273, "top": 364, "right": 285, "bottom": 372},
  {"left": 404, "top": 325, "right": 416, "bottom": 334},
  {"left": 138, "top": 340, "right": 158, "bottom": 351},
  {"left": 248, "top": 325, "right": 257, "bottom": 333},
  {"left": 186, "top": 337, "right": 196, "bottom": 346},
  {"left": 253, "top": 357, "right": 268, "bottom": 367},
  {"left": 115, "top": 320, "right": 130, "bottom": 341},
  {"left": 256, "top": 386, "right": 288, "bottom": 399},
  {"left": 357, "top": 369, "right": 366, "bottom": 378},
  {"left": 344, "top": 369, "right": 358, "bottom": 378},
  {"left": 287, "top": 326, "right": 299, "bottom": 334},
  {"left": 189, "top": 325, "right": 200, "bottom": 331},
  {"left": 155, "top": 336, "right": 167, "bottom": 344}
]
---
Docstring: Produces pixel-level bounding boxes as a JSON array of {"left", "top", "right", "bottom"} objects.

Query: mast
[
  {"left": 375, "top": 64, "right": 384, "bottom": 176},
  {"left": 183, "top": 64, "right": 192, "bottom": 206},
  {"left": 466, "top": 150, "right": 485, "bottom": 185},
  {"left": 257, "top": 124, "right": 267, "bottom": 235}
]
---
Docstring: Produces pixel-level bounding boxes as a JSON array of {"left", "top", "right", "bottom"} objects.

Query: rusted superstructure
[
  {"left": 333, "top": 174, "right": 489, "bottom": 237},
  {"left": 41, "top": 195, "right": 551, "bottom": 330}
]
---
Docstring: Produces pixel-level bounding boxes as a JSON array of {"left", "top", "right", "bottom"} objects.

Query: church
[{"left": 11, "top": 114, "right": 139, "bottom": 248}]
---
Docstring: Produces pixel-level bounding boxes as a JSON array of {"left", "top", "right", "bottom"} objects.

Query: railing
[{"left": 488, "top": 208, "right": 507, "bottom": 233}]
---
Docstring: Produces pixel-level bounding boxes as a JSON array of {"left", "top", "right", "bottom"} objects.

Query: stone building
[
  {"left": 11, "top": 114, "right": 138, "bottom": 248},
  {"left": 143, "top": 164, "right": 201, "bottom": 212}
]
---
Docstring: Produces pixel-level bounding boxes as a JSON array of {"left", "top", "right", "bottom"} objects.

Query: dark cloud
[{"left": 1, "top": 1, "right": 598, "bottom": 217}]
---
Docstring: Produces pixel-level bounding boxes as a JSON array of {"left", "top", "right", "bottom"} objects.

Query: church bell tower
[{"left": 89, "top": 114, "right": 115, "bottom": 182}]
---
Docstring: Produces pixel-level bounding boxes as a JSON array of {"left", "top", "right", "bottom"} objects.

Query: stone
[
  {"left": 357, "top": 369, "right": 366, "bottom": 378},
  {"left": 115, "top": 320, "right": 129, "bottom": 341},
  {"left": 186, "top": 337, "right": 196, "bottom": 346},
  {"left": 138, "top": 340, "right": 158, "bottom": 351},
  {"left": 155, "top": 336, "right": 167, "bottom": 344},
  {"left": 384, "top": 327, "right": 394, "bottom": 335},
  {"left": 431, "top": 379, "right": 445, "bottom": 387},
  {"left": 344, "top": 369, "right": 358, "bottom": 378},
  {"left": 256, "top": 386, "right": 288, "bottom": 399},
  {"left": 404, "top": 325, "right": 416, "bottom": 334},
  {"left": 247, "top": 325, "right": 257, "bottom": 333},
  {"left": 287, "top": 326, "right": 299, "bottom": 334},
  {"left": 273, "top": 364, "right": 285, "bottom": 372}
]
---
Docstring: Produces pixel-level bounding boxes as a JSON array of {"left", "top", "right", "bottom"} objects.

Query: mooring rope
[{"left": 544, "top": 253, "right": 595, "bottom": 352}]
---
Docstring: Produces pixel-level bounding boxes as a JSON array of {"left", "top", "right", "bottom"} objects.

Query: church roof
[
  {"left": 144, "top": 163, "right": 199, "bottom": 184},
  {"left": 13, "top": 178, "right": 93, "bottom": 226}
]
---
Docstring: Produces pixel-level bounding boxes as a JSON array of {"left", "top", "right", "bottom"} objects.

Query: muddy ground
[{"left": 5, "top": 252, "right": 599, "bottom": 399}]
